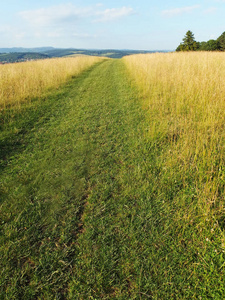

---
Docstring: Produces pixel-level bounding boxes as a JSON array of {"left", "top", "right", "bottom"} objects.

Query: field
[
  {"left": 124, "top": 52, "right": 225, "bottom": 225},
  {"left": 0, "top": 56, "right": 103, "bottom": 108},
  {"left": 0, "top": 53, "right": 225, "bottom": 299}
]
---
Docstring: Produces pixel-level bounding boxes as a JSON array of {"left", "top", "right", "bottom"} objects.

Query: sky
[{"left": 1, "top": 0, "right": 225, "bottom": 50}]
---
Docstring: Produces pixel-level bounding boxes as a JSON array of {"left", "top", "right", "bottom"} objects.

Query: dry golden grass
[
  {"left": 123, "top": 52, "right": 225, "bottom": 229},
  {"left": 0, "top": 56, "right": 104, "bottom": 109}
]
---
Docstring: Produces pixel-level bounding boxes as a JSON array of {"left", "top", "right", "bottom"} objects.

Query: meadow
[
  {"left": 0, "top": 53, "right": 225, "bottom": 299},
  {"left": 123, "top": 52, "right": 225, "bottom": 297},
  {"left": 123, "top": 52, "right": 225, "bottom": 230},
  {"left": 0, "top": 55, "right": 103, "bottom": 108}
]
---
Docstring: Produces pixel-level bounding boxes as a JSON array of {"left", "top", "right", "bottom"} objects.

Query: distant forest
[{"left": 176, "top": 30, "right": 225, "bottom": 51}]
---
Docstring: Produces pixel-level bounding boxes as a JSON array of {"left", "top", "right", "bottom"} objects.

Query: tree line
[{"left": 176, "top": 30, "right": 225, "bottom": 51}]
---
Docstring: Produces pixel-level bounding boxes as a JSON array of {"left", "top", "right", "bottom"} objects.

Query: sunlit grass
[
  {"left": 0, "top": 56, "right": 104, "bottom": 109},
  {"left": 1, "top": 54, "right": 225, "bottom": 298},
  {"left": 123, "top": 51, "right": 225, "bottom": 245}
]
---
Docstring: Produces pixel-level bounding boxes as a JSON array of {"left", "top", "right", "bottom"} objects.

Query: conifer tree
[{"left": 176, "top": 30, "right": 199, "bottom": 51}]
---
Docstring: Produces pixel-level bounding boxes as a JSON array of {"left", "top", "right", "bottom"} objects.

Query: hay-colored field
[
  {"left": 1, "top": 54, "right": 225, "bottom": 298},
  {"left": 123, "top": 52, "right": 225, "bottom": 241},
  {"left": 0, "top": 56, "right": 103, "bottom": 109}
]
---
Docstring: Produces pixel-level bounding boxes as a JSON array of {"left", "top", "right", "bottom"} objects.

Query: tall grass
[
  {"left": 123, "top": 52, "right": 225, "bottom": 245},
  {"left": 0, "top": 56, "right": 104, "bottom": 109}
]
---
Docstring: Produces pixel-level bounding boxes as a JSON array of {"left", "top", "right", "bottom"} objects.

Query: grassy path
[{"left": 1, "top": 60, "right": 224, "bottom": 299}]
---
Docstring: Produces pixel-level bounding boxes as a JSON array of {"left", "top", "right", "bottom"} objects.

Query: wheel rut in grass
[
  {"left": 1, "top": 59, "right": 151, "bottom": 299},
  {"left": 65, "top": 59, "right": 156, "bottom": 298},
  {"left": 2, "top": 57, "right": 222, "bottom": 299},
  {"left": 2, "top": 59, "right": 197, "bottom": 299}
]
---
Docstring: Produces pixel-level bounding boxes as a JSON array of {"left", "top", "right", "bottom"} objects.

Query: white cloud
[
  {"left": 1, "top": 3, "right": 136, "bottom": 47},
  {"left": 0, "top": 25, "right": 26, "bottom": 40},
  {"left": 94, "top": 7, "right": 135, "bottom": 23},
  {"left": 203, "top": 7, "right": 217, "bottom": 14},
  {"left": 19, "top": 4, "right": 135, "bottom": 27},
  {"left": 19, "top": 4, "right": 92, "bottom": 27},
  {"left": 162, "top": 5, "right": 200, "bottom": 17}
]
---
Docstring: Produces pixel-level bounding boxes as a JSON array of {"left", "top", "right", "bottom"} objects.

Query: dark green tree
[
  {"left": 217, "top": 32, "right": 225, "bottom": 51},
  {"left": 199, "top": 41, "right": 207, "bottom": 50},
  {"left": 199, "top": 39, "right": 220, "bottom": 51},
  {"left": 176, "top": 30, "right": 199, "bottom": 51}
]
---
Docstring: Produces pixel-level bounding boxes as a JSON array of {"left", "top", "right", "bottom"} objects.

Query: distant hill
[
  {"left": 0, "top": 47, "right": 170, "bottom": 63},
  {"left": 0, "top": 47, "right": 55, "bottom": 53},
  {"left": 0, "top": 52, "right": 49, "bottom": 63},
  {"left": 42, "top": 48, "right": 165, "bottom": 59}
]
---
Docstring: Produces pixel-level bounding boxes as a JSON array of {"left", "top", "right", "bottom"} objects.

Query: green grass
[{"left": 1, "top": 59, "right": 225, "bottom": 299}]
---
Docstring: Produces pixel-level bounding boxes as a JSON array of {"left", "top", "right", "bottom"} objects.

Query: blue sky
[{"left": 1, "top": 0, "right": 225, "bottom": 50}]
